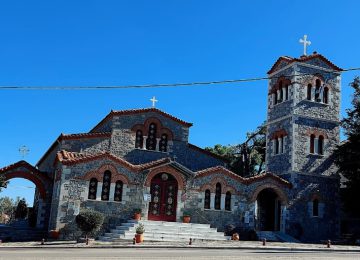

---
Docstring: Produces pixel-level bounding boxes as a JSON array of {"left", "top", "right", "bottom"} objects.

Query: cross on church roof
[
  {"left": 299, "top": 35, "right": 311, "bottom": 56},
  {"left": 19, "top": 145, "right": 30, "bottom": 159},
  {"left": 150, "top": 96, "right": 158, "bottom": 108}
]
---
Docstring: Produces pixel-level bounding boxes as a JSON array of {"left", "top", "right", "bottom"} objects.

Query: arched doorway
[
  {"left": 256, "top": 188, "right": 282, "bottom": 231},
  {"left": 148, "top": 172, "right": 178, "bottom": 222}
]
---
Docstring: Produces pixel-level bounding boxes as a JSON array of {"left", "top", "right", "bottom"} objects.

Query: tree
[
  {"left": 335, "top": 77, "right": 360, "bottom": 217},
  {"left": 75, "top": 208, "right": 104, "bottom": 239},
  {"left": 205, "top": 122, "right": 266, "bottom": 176},
  {"left": 14, "top": 198, "right": 28, "bottom": 219},
  {"left": 0, "top": 174, "right": 8, "bottom": 192},
  {"left": 0, "top": 196, "right": 15, "bottom": 223}
]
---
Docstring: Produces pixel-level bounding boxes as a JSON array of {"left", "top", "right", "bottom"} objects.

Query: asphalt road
[{"left": 0, "top": 248, "right": 359, "bottom": 260}]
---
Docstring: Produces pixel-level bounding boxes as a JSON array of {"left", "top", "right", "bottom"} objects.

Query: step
[{"left": 100, "top": 219, "right": 227, "bottom": 242}]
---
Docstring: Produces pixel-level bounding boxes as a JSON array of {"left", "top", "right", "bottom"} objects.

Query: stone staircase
[
  {"left": 99, "top": 220, "right": 230, "bottom": 242},
  {"left": 256, "top": 231, "right": 300, "bottom": 243},
  {"left": 0, "top": 220, "right": 47, "bottom": 242}
]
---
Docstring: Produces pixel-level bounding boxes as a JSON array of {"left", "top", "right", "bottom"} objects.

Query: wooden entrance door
[{"left": 148, "top": 173, "right": 178, "bottom": 222}]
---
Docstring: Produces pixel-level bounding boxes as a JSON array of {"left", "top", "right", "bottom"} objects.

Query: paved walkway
[{"left": 0, "top": 240, "right": 359, "bottom": 252}]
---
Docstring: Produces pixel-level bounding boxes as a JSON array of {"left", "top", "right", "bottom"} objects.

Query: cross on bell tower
[{"left": 299, "top": 35, "right": 311, "bottom": 56}]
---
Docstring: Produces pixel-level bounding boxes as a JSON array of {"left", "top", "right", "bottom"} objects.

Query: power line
[{"left": 0, "top": 67, "right": 359, "bottom": 90}]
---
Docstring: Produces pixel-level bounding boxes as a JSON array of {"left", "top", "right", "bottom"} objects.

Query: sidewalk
[{"left": 0, "top": 239, "right": 360, "bottom": 252}]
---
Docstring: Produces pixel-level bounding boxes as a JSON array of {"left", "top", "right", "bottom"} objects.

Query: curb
[{"left": 1, "top": 245, "right": 360, "bottom": 252}]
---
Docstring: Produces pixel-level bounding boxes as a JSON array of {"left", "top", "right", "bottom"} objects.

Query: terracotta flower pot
[
  {"left": 49, "top": 230, "right": 60, "bottom": 239},
  {"left": 183, "top": 216, "right": 191, "bottom": 223},
  {"left": 134, "top": 213, "right": 141, "bottom": 221},
  {"left": 135, "top": 233, "right": 144, "bottom": 243}
]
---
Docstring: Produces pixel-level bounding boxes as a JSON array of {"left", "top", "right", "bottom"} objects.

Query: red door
[{"left": 148, "top": 173, "right": 178, "bottom": 222}]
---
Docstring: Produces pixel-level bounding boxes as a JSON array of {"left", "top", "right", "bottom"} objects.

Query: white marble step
[{"left": 99, "top": 219, "right": 228, "bottom": 242}]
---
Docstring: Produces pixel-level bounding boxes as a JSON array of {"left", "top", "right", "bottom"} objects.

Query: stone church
[{"left": 0, "top": 52, "right": 342, "bottom": 242}]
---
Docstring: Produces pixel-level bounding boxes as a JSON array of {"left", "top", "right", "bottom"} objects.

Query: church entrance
[
  {"left": 148, "top": 173, "right": 178, "bottom": 222},
  {"left": 256, "top": 188, "right": 281, "bottom": 231}
]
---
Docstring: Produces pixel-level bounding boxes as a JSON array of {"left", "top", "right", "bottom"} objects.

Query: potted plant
[
  {"left": 182, "top": 210, "right": 191, "bottom": 223},
  {"left": 49, "top": 230, "right": 60, "bottom": 239},
  {"left": 133, "top": 208, "right": 142, "bottom": 221},
  {"left": 135, "top": 223, "right": 145, "bottom": 243}
]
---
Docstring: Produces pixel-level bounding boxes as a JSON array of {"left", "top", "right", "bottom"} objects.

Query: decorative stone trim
[
  {"left": 79, "top": 164, "right": 130, "bottom": 185},
  {"left": 144, "top": 165, "right": 185, "bottom": 190},
  {"left": 249, "top": 183, "right": 289, "bottom": 205}
]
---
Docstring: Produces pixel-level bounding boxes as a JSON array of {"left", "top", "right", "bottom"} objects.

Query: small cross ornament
[
  {"left": 19, "top": 145, "right": 30, "bottom": 159},
  {"left": 299, "top": 35, "right": 311, "bottom": 56},
  {"left": 150, "top": 96, "right": 158, "bottom": 108}
]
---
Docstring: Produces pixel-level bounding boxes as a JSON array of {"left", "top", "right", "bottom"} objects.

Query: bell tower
[
  {"left": 265, "top": 51, "right": 342, "bottom": 178},
  {"left": 264, "top": 44, "right": 342, "bottom": 241}
]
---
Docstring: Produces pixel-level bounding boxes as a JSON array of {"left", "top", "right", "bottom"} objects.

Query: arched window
[
  {"left": 159, "top": 133, "right": 168, "bottom": 152},
  {"left": 307, "top": 84, "right": 312, "bottom": 100},
  {"left": 315, "top": 79, "right": 321, "bottom": 102},
  {"left": 114, "top": 181, "right": 123, "bottom": 202},
  {"left": 101, "top": 170, "right": 111, "bottom": 201},
  {"left": 214, "top": 183, "right": 221, "bottom": 210},
  {"left": 275, "top": 138, "right": 279, "bottom": 154},
  {"left": 313, "top": 199, "right": 319, "bottom": 217},
  {"left": 285, "top": 84, "right": 289, "bottom": 100},
  {"left": 88, "top": 178, "right": 98, "bottom": 200},
  {"left": 225, "top": 191, "right": 231, "bottom": 211},
  {"left": 274, "top": 93, "right": 278, "bottom": 105},
  {"left": 204, "top": 189, "right": 210, "bottom": 209},
  {"left": 279, "top": 135, "right": 284, "bottom": 153},
  {"left": 323, "top": 87, "right": 329, "bottom": 104},
  {"left": 279, "top": 81, "right": 283, "bottom": 102},
  {"left": 135, "top": 130, "right": 143, "bottom": 148},
  {"left": 146, "top": 123, "right": 157, "bottom": 150},
  {"left": 318, "top": 135, "right": 324, "bottom": 155},
  {"left": 310, "top": 134, "right": 315, "bottom": 154}
]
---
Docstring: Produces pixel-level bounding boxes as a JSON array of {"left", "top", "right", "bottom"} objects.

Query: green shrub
[{"left": 75, "top": 208, "right": 104, "bottom": 238}]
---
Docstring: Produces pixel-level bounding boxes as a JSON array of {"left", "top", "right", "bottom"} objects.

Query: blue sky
[{"left": 1, "top": 0, "right": 359, "bottom": 205}]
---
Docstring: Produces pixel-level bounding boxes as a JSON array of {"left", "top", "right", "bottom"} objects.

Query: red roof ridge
[
  {"left": 0, "top": 160, "right": 38, "bottom": 174},
  {"left": 55, "top": 150, "right": 171, "bottom": 172},
  {"left": 60, "top": 132, "right": 111, "bottom": 140},
  {"left": 268, "top": 53, "right": 342, "bottom": 74},
  {"left": 0, "top": 160, "right": 52, "bottom": 183},
  {"left": 90, "top": 108, "right": 193, "bottom": 132},
  {"left": 196, "top": 167, "right": 291, "bottom": 187}
]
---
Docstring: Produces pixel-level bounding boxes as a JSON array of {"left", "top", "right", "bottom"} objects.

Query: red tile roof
[
  {"left": 196, "top": 166, "right": 292, "bottom": 187},
  {"left": 60, "top": 132, "right": 112, "bottom": 140},
  {"left": 37, "top": 132, "right": 111, "bottom": 167},
  {"left": 267, "top": 53, "right": 343, "bottom": 74},
  {"left": 55, "top": 150, "right": 171, "bottom": 172},
  {"left": 90, "top": 108, "right": 193, "bottom": 132}
]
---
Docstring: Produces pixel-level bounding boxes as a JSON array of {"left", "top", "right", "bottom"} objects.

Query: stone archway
[
  {"left": 0, "top": 161, "right": 52, "bottom": 229},
  {"left": 0, "top": 161, "right": 51, "bottom": 200},
  {"left": 256, "top": 188, "right": 282, "bottom": 231},
  {"left": 250, "top": 184, "right": 289, "bottom": 232}
]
